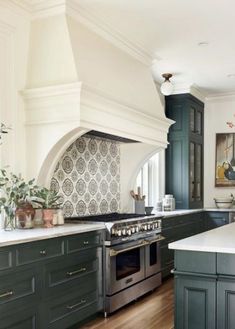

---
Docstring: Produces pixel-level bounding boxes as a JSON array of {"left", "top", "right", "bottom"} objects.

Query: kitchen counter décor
[{"left": 169, "top": 223, "right": 235, "bottom": 329}]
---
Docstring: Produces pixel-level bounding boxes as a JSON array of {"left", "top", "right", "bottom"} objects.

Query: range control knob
[{"left": 127, "top": 228, "right": 132, "bottom": 236}]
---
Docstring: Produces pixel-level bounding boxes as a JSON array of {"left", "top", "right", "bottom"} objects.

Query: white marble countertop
[
  {"left": 0, "top": 223, "right": 105, "bottom": 247},
  {"left": 169, "top": 222, "right": 235, "bottom": 254},
  {"left": 158, "top": 209, "right": 204, "bottom": 218},
  {"left": 156, "top": 208, "right": 235, "bottom": 218}
]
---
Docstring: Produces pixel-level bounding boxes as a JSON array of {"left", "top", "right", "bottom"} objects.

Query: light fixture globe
[{"left": 160, "top": 73, "right": 174, "bottom": 96}]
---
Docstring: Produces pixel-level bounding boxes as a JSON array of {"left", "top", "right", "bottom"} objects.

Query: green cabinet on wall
[{"left": 165, "top": 94, "right": 204, "bottom": 209}]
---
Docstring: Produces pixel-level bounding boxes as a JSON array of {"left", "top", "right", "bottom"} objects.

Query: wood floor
[{"left": 80, "top": 278, "right": 174, "bottom": 329}]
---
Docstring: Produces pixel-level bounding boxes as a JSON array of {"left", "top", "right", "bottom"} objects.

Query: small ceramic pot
[{"left": 42, "top": 209, "right": 54, "bottom": 228}]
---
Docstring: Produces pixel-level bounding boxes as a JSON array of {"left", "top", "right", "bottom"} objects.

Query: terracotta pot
[
  {"left": 15, "top": 203, "right": 35, "bottom": 229},
  {"left": 42, "top": 209, "right": 54, "bottom": 228}
]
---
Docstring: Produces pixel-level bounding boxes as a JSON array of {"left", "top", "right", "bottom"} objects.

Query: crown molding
[
  {"left": 8, "top": 0, "right": 153, "bottom": 64},
  {"left": 66, "top": 0, "right": 153, "bottom": 66},
  {"left": 206, "top": 91, "right": 235, "bottom": 101},
  {"left": 8, "top": 0, "right": 66, "bottom": 18}
]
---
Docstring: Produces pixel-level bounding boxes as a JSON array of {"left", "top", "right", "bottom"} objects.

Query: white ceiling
[{"left": 76, "top": 0, "right": 235, "bottom": 96}]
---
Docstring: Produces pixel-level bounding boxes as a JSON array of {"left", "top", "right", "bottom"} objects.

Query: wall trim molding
[
  {"left": 8, "top": 0, "right": 153, "bottom": 65},
  {"left": 22, "top": 81, "right": 173, "bottom": 146},
  {"left": 22, "top": 82, "right": 82, "bottom": 126},
  {"left": 206, "top": 91, "right": 235, "bottom": 101},
  {"left": 67, "top": 1, "right": 152, "bottom": 66}
]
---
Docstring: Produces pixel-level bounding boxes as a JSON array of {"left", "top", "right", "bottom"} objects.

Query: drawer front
[
  {"left": 67, "top": 231, "right": 102, "bottom": 253},
  {"left": 175, "top": 250, "right": 216, "bottom": 274},
  {"left": 44, "top": 283, "right": 98, "bottom": 329},
  {"left": 16, "top": 238, "right": 65, "bottom": 265},
  {"left": 44, "top": 250, "right": 98, "bottom": 295},
  {"left": 206, "top": 212, "right": 229, "bottom": 220},
  {"left": 0, "top": 268, "right": 39, "bottom": 309},
  {"left": 217, "top": 253, "right": 235, "bottom": 275},
  {"left": 161, "top": 217, "right": 176, "bottom": 229},
  {"left": 0, "top": 248, "right": 13, "bottom": 271},
  {"left": 1, "top": 307, "right": 37, "bottom": 329}
]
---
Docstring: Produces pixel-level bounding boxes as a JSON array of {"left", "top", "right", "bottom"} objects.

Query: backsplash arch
[{"left": 51, "top": 134, "right": 120, "bottom": 217}]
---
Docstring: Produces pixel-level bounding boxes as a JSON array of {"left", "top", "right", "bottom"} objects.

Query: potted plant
[
  {"left": 0, "top": 169, "right": 40, "bottom": 230},
  {"left": 35, "top": 187, "right": 62, "bottom": 228}
]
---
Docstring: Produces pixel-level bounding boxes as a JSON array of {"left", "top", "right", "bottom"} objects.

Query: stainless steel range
[{"left": 67, "top": 212, "right": 164, "bottom": 316}]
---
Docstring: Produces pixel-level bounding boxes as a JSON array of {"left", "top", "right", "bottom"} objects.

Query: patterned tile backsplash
[{"left": 50, "top": 135, "right": 120, "bottom": 217}]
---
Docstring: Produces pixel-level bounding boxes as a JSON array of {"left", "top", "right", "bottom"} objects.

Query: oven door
[
  {"left": 145, "top": 236, "right": 164, "bottom": 278},
  {"left": 106, "top": 239, "right": 148, "bottom": 295}
]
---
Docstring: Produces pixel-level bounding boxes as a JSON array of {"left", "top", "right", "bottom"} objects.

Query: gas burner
[{"left": 66, "top": 212, "right": 142, "bottom": 222}]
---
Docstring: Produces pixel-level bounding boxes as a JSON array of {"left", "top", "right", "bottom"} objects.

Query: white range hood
[{"left": 22, "top": 1, "right": 173, "bottom": 185}]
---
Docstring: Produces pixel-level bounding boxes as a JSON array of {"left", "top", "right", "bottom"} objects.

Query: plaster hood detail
[{"left": 22, "top": 7, "right": 173, "bottom": 183}]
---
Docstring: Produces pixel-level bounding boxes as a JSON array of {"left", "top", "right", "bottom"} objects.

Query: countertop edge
[{"left": 0, "top": 224, "right": 105, "bottom": 247}]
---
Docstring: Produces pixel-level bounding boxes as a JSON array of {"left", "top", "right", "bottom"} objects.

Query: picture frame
[{"left": 215, "top": 133, "right": 235, "bottom": 187}]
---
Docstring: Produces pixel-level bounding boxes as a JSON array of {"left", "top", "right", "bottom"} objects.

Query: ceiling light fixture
[
  {"left": 198, "top": 41, "right": 209, "bottom": 47},
  {"left": 160, "top": 73, "right": 174, "bottom": 96}
]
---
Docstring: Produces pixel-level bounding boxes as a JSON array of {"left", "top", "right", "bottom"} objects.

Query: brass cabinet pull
[
  {"left": 40, "top": 250, "right": 47, "bottom": 255},
  {"left": 0, "top": 291, "right": 13, "bottom": 299},
  {"left": 66, "top": 299, "right": 86, "bottom": 310},
  {"left": 83, "top": 241, "right": 89, "bottom": 245},
  {"left": 66, "top": 267, "right": 87, "bottom": 276}
]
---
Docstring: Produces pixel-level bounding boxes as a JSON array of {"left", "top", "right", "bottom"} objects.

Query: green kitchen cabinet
[
  {"left": 175, "top": 274, "right": 216, "bottom": 329},
  {"left": 217, "top": 277, "right": 235, "bottom": 329},
  {"left": 1, "top": 305, "right": 39, "bottom": 329},
  {"left": 173, "top": 249, "right": 235, "bottom": 329},
  {"left": 161, "top": 212, "right": 205, "bottom": 278},
  {"left": 206, "top": 211, "right": 229, "bottom": 230},
  {"left": 165, "top": 94, "right": 204, "bottom": 209},
  {"left": 0, "top": 230, "right": 104, "bottom": 329}
]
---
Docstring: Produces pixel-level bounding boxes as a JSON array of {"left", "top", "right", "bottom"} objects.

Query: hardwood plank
[{"left": 80, "top": 278, "right": 174, "bottom": 329}]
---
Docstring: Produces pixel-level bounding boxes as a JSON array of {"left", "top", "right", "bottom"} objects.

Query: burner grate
[{"left": 66, "top": 212, "right": 141, "bottom": 222}]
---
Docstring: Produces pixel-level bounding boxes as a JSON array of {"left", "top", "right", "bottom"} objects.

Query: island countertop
[
  {"left": 0, "top": 223, "right": 105, "bottom": 247},
  {"left": 169, "top": 222, "right": 235, "bottom": 254}
]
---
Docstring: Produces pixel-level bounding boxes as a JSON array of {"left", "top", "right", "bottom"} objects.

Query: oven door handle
[
  {"left": 145, "top": 236, "right": 165, "bottom": 244},
  {"left": 109, "top": 240, "right": 149, "bottom": 257}
]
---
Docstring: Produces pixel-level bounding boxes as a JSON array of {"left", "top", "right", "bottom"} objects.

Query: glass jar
[{"left": 15, "top": 204, "right": 35, "bottom": 229}]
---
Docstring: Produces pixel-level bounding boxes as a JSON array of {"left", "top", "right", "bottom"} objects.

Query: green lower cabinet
[
  {"left": 206, "top": 212, "right": 229, "bottom": 231},
  {"left": 217, "top": 278, "right": 235, "bottom": 329},
  {"left": 1, "top": 306, "right": 38, "bottom": 329},
  {"left": 0, "top": 230, "right": 104, "bottom": 329},
  {"left": 175, "top": 274, "right": 216, "bottom": 329},
  {"left": 41, "top": 289, "right": 98, "bottom": 329}
]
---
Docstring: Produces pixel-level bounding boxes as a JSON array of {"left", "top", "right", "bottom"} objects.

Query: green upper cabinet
[{"left": 165, "top": 94, "right": 204, "bottom": 209}]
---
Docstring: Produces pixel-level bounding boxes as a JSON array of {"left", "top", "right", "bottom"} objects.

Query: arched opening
[{"left": 135, "top": 150, "right": 165, "bottom": 210}]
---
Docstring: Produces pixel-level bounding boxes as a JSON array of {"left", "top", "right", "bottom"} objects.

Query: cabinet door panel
[
  {"left": 1, "top": 306, "right": 38, "bottom": 329},
  {"left": 16, "top": 238, "right": 64, "bottom": 265},
  {"left": 0, "top": 248, "right": 13, "bottom": 271},
  {"left": 217, "top": 279, "right": 235, "bottom": 329},
  {"left": 206, "top": 212, "right": 229, "bottom": 230},
  {"left": 165, "top": 94, "right": 204, "bottom": 209},
  {"left": 175, "top": 275, "right": 216, "bottom": 329}
]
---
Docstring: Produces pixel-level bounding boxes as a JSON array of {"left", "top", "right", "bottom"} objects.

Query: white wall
[
  {"left": 204, "top": 95, "right": 235, "bottom": 207},
  {"left": 0, "top": 3, "right": 30, "bottom": 175}
]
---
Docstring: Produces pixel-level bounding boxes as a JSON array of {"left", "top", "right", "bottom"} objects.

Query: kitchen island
[{"left": 169, "top": 223, "right": 235, "bottom": 329}]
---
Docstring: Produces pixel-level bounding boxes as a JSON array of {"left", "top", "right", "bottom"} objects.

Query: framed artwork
[{"left": 215, "top": 133, "right": 235, "bottom": 187}]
